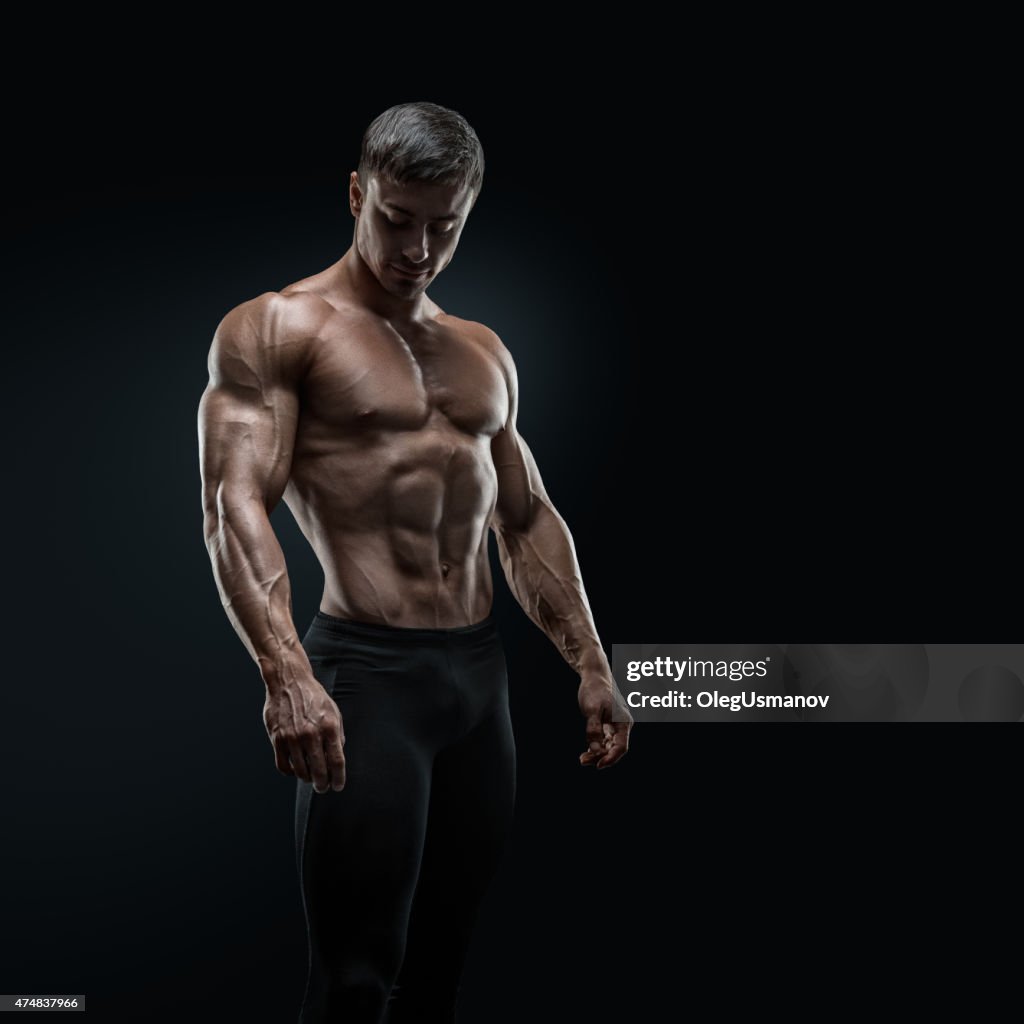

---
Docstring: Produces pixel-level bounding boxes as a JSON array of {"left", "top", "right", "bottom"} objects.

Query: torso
[{"left": 276, "top": 270, "right": 510, "bottom": 628}]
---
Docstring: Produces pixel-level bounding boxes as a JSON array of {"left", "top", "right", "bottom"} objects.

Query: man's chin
[{"left": 383, "top": 280, "right": 426, "bottom": 298}]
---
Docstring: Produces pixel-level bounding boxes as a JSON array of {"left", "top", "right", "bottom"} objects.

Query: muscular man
[{"left": 197, "top": 101, "right": 633, "bottom": 1023}]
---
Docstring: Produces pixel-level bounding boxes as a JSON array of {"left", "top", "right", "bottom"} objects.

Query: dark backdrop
[{"left": 2, "top": 62, "right": 1015, "bottom": 1022}]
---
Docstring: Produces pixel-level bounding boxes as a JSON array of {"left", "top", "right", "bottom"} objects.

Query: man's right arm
[
  {"left": 198, "top": 292, "right": 305, "bottom": 689},
  {"left": 197, "top": 292, "right": 345, "bottom": 791}
]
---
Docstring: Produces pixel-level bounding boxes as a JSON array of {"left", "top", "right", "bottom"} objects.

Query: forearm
[
  {"left": 202, "top": 496, "right": 309, "bottom": 694},
  {"left": 494, "top": 499, "right": 610, "bottom": 678}
]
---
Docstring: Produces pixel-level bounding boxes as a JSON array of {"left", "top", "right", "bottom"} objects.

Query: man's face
[{"left": 353, "top": 172, "right": 474, "bottom": 297}]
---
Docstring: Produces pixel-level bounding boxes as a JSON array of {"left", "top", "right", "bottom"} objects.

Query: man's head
[{"left": 350, "top": 101, "right": 484, "bottom": 297}]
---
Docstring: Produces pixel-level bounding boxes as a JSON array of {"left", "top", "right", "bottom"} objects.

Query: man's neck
[{"left": 336, "top": 246, "right": 438, "bottom": 326}]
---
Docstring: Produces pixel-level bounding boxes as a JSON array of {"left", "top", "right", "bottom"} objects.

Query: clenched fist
[{"left": 264, "top": 676, "right": 347, "bottom": 793}]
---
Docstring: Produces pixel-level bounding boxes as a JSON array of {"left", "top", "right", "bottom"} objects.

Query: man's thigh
[{"left": 395, "top": 707, "right": 517, "bottom": 984}]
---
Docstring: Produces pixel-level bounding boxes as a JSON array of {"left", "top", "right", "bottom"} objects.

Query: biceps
[
  {"left": 198, "top": 383, "right": 299, "bottom": 513},
  {"left": 491, "top": 427, "right": 545, "bottom": 533}
]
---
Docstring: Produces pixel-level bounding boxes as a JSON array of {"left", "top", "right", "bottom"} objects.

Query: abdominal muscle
[{"left": 283, "top": 422, "right": 499, "bottom": 629}]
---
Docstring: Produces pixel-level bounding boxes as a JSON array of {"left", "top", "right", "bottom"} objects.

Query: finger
[
  {"left": 585, "top": 713, "right": 604, "bottom": 755},
  {"left": 326, "top": 742, "right": 346, "bottom": 790},
  {"left": 581, "top": 721, "right": 616, "bottom": 761},
  {"left": 602, "top": 720, "right": 631, "bottom": 750},
  {"left": 324, "top": 719, "right": 346, "bottom": 790},
  {"left": 596, "top": 727, "right": 631, "bottom": 769},
  {"left": 596, "top": 748, "right": 625, "bottom": 769},
  {"left": 288, "top": 739, "right": 312, "bottom": 783},
  {"left": 303, "top": 732, "right": 330, "bottom": 793},
  {"left": 273, "top": 735, "right": 294, "bottom": 776}
]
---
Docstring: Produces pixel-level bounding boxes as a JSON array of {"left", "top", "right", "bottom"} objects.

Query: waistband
[{"left": 310, "top": 609, "right": 497, "bottom": 643}]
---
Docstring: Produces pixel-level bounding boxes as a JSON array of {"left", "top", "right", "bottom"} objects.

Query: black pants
[{"left": 294, "top": 611, "right": 517, "bottom": 1023}]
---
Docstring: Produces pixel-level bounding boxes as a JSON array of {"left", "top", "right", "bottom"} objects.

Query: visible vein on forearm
[{"left": 496, "top": 500, "right": 601, "bottom": 673}]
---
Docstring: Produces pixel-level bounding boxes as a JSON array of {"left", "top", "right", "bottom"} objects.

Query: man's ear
[{"left": 349, "top": 171, "right": 363, "bottom": 217}]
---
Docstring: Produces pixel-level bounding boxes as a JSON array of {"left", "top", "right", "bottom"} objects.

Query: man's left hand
[{"left": 578, "top": 674, "right": 633, "bottom": 770}]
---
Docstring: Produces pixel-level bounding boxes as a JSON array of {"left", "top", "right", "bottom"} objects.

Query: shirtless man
[{"left": 197, "top": 101, "right": 632, "bottom": 1024}]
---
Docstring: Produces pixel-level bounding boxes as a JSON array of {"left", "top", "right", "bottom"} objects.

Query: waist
[{"left": 309, "top": 609, "right": 498, "bottom": 644}]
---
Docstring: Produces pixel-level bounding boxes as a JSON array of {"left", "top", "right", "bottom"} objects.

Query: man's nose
[{"left": 402, "top": 229, "right": 430, "bottom": 264}]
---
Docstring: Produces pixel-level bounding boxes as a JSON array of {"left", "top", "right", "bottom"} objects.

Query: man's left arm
[{"left": 486, "top": 333, "right": 633, "bottom": 770}]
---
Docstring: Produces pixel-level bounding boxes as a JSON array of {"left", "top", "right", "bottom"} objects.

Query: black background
[{"left": 2, "top": 46, "right": 1015, "bottom": 1022}]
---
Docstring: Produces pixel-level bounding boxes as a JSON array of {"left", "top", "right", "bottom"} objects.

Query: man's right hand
[{"left": 263, "top": 678, "right": 346, "bottom": 793}]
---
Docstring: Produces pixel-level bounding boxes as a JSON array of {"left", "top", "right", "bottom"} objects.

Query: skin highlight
[{"left": 198, "top": 169, "right": 633, "bottom": 792}]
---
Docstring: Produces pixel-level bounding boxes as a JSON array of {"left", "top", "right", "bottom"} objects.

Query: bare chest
[{"left": 299, "top": 318, "right": 509, "bottom": 440}]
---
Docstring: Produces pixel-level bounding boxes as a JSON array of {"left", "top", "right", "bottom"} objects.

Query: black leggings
[{"left": 294, "top": 611, "right": 517, "bottom": 1023}]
